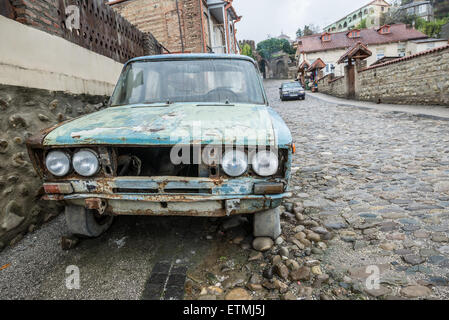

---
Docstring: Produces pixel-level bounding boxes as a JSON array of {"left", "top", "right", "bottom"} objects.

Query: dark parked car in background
[{"left": 279, "top": 82, "right": 305, "bottom": 101}]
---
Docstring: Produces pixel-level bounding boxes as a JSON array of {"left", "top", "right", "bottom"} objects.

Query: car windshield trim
[{"left": 109, "top": 58, "right": 267, "bottom": 107}]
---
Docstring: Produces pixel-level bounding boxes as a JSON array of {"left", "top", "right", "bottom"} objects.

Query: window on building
[
  {"left": 371, "top": 19, "right": 375, "bottom": 24},
  {"left": 370, "top": 8, "right": 374, "bottom": 14},
  {"left": 344, "top": 22, "right": 347, "bottom": 27},
  {"left": 348, "top": 17, "right": 352, "bottom": 22},
  {"left": 338, "top": 24, "right": 342, "bottom": 29},
  {"left": 364, "top": 9, "right": 368, "bottom": 15},
  {"left": 324, "top": 63, "right": 334, "bottom": 74},
  {"left": 419, "top": 5, "right": 427, "bottom": 14},
  {"left": 348, "top": 30, "right": 360, "bottom": 38},
  {"left": 376, "top": 48, "right": 385, "bottom": 60},
  {"left": 353, "top": 14, "right": 357, "bottom": 20},
  {"left": 379, "top": 26, "right": 391, "bottom": 34},
  {"left": 397, "top": 43, "right": 406, "bottom": 57},
  {"left": 322, "top": 33, "right": 331, "bottom": 41},
  {"left": 381, "top": 6, "right": 385, "bottom": 12}
]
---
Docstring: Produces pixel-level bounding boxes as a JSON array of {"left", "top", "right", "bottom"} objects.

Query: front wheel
[
  {"left": 65, "top": 205, "right": 114, "bottom": 237},
  {"left": 253, "top": 207, "right": 281, "bottom": 240}
]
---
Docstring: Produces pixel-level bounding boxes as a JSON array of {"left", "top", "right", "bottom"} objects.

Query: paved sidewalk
[{"left": 308, "top": 92, "right": 449, "bottom": 120}]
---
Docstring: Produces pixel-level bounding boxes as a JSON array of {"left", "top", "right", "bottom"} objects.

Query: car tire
[
  {"left": 65, "top": 205, "right": 114, "bottom": 238},
  {"left": 253, "top": 207, "right": 281, "bottom": 240},
  {"left": 280, "top": 96, "right": 284, "bottom": 101}
]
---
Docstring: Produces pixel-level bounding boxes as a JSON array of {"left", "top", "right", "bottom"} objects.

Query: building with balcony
[
  {"left": 108, "top": 0, "right": 241, "bottom": 54},
  {"left": 399, "top": 1, "right": 434, "bottom": 21},
  {"left": 324, "top": 0, "right": 391, "bottom": 33}
]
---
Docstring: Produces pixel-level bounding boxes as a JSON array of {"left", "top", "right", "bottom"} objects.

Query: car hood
[{"left": 43, "top": 103, "right": 292, "bottom": 147}]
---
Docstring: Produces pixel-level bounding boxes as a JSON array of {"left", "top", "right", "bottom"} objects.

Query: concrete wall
[
  {"left": 0, "top": 15, "right": 123, "bottom": 96},
  {"left": 0, "top": 16, "right": 122, "bottom": 249},
  {"left": 5, "top": 0, "right": 155, "bottom": 63}
]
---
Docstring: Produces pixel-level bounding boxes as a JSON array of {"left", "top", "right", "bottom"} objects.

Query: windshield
[
  {"left": 283, "top": 83, "right": 302, "bottom": 89},
  {"left": 110, "top": 58, "right": 266, "bottom": 106}
]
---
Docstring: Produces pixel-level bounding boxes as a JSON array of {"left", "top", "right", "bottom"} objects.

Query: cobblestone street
[
  {"left": 1, "top": 80, "right": 448, "bottom": 300},
  {"left": 265, "top": 80, "right": 449, "bottom": 299}
]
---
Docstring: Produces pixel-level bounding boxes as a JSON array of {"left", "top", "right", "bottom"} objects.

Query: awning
[{"left": 337, "top": 41, "right": 372, "bottom": 64}]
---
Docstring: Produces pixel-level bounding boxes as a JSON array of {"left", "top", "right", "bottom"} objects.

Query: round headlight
[
  {"left": 222, "top": 150, "right": 248, "bottom": 177},
  {"left": 252, "top": 151, "right": 279, "bottom": 176},
  {"left": 46, "top": 150, "right": 71, "bottom": 177},
  {"left": 73, "top": 149, "right": 99, "bottom": 177}
]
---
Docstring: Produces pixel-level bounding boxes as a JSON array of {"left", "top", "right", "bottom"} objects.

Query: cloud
[{"left": 233, "top": 0, "right": 381, "bottom": 43}]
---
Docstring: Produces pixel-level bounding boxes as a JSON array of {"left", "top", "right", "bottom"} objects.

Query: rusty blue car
[{"left": 26, "top": 54, "right": 293, "bottom": 239}]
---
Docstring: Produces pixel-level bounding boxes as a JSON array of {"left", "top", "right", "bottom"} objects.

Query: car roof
[{"left": 126, "top": 53, "right": 257, "bottom": 65}]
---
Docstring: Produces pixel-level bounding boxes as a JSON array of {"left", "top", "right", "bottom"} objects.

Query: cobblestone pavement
[
  {"left": 1, "top": 79, "right": 448, "bottom": 300},
  {"left": 265, "top": 80, "right": 449, "bottom": 299}
]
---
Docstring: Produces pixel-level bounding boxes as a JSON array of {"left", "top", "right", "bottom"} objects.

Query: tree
[
  {"left": 296, "top": 27, "right": 303, "bottom": 38},
  {"left": 356, "top": 18, "right": 367, "bottom": 29},
  {"left": 241, "top": 43, "right": 254, "bottom": 59},
  {"left": 256, "top": 38, "right": 295, "bottom": 60},
  {"left": 380, "top": 1, "right": 449, "bottom": 37},
  {"left": 415, "top": 16, "right": 449, "bottom": 37},
  {"left": 302, "top": 24, "right": 320, "bottom": 36}
]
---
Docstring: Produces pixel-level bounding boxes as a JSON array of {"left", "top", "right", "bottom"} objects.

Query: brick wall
[
  {"left": 110, "top": 0, "right": 204, "bottom": 53},
  {"left": 4, "top": 0, "right": 162, "bottom": 62}
]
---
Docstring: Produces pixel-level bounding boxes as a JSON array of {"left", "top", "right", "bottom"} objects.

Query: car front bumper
[
  {"left": 282, "top": 92, "right": 305, "bottom": 99},
  {"left": 42, "top": 176, "right": 291, "bottom": 217}
]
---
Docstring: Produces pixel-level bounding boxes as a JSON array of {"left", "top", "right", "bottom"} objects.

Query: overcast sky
[{"left": 233, "top": 0, "right": 392, "bottom": 43}]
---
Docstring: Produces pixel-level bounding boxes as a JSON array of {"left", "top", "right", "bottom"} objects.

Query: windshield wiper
[{"left": 130, "top": 101, "right": 174, "bottom": 108}]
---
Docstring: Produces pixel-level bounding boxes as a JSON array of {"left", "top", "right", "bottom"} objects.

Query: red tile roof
[
  {"left": 337, "top": 41, "right": 372, "bottom": 64},
  {"left": 297, "top": 24, "right": 427, "bottom": 54},
  {"left": 307, "top": 58, "right": 326, "bottom": 72}
]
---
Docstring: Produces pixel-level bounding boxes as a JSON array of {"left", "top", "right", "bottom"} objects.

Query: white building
[
  {"left": 296, "top": 24, "right": 437, "bottom": 77},
  {"left": 324, "top": 0, "right": 391, "bottom": 33}
]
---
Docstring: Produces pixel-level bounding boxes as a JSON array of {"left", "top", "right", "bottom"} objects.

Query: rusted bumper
[
  {"left": 41, "top": 176, "right": 290, "bottom": 216},
  {"left": 43, "top": 193, "right": 290, "bottom": 217}
]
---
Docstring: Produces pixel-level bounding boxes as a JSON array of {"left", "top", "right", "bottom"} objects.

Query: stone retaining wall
[
  {"left": 317, "top": 75, "right": 347, "bottom": 98},
  {"left": 0, "top": 84, "right": 108, "bottom": 249},
  {"left": 317, "top": 45, "right": 449, "bottom": 106},
  {"left": 357, "top": 46, "right": 449, "bottom": 105}
]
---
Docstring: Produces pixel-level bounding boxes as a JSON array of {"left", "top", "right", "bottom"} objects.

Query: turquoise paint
[{"left": 43, "top": 103, "right": 290, "bottom": 147}]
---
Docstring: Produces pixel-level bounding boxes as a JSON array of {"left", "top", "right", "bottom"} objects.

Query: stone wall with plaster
[{"left": 0, "top": 15, "right": 123, "bottom": 249}]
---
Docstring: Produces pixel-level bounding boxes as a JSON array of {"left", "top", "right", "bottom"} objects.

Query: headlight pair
[
  {"left": 45, "top": 149, "right": 99, "bottom": 177},
  {"left": 221, "top": 150, "right": 279, "bottom": 177}
]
